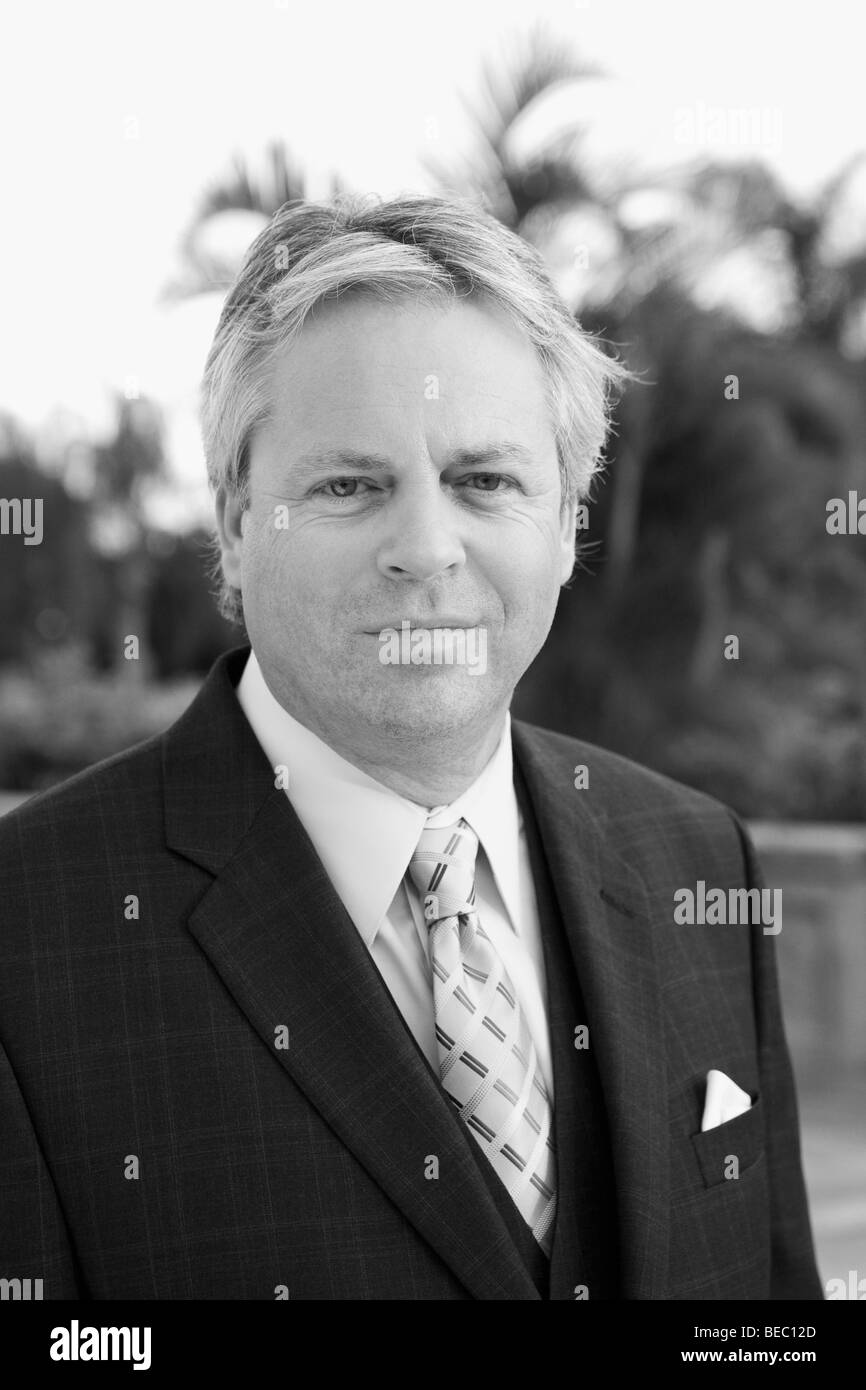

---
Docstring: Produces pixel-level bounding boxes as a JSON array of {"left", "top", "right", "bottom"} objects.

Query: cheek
[
  {"left": 242, "top": 522, "right": 298, "bottom": 615},
  {"left": 484, "top": 524, "right": 561, "bottom": 612},
  {"left": 249, "top": 510, "right": 314, "bottom": 575},
  {"left": 245, "top": 521, "right": 355, "bottom": 636}
]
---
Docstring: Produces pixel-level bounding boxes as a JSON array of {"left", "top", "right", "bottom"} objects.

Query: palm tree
[
  {"left": 423, "top": 25, "right": 604, "bottom": 230},
  {"left": 165, "top": 141, "right": 349, "bottom": 300},
  {"left": 679, "top": 154, "right": 866, "bottom": 349}
]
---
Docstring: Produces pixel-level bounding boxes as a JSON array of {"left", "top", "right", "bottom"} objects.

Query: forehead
[{"left": 259, "top": 291, "right": 553, "bottom": 441}]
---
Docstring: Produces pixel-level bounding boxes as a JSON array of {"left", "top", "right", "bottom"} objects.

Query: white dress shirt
[{"left": 235, "top": 649, "right": 554, "bottom": 1097}]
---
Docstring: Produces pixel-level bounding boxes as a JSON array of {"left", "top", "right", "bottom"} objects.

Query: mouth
[{"left": 363, "top": 618, "right": 482, "bottom": 633}]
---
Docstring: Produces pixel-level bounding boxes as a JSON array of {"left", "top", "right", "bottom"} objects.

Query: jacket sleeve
[
  {"left": 728, "top": 811, "right": 825, "bottom": 1300},
  {"left": 0, "top": 1037, "right": 83, "bottom": 1299}
]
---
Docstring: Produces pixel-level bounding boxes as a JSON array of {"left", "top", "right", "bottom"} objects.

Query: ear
[
  {"left": 214, "top": 485, "right": 247, "bottom": 591},
  {"left": 558, "top": 494, "right": 579, "bottom": 586}
]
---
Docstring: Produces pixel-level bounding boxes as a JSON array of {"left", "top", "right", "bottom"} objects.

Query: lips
[{"left": 364, "top": 618, "right": 482, "bottom": 632}]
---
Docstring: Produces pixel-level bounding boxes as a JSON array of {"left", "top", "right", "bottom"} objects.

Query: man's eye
[
  {"left": 465, "top": 473, "right": 515, "bottom": 492},
  {"left": 316, "top": 478, "right": 370, "bottom": 499}
]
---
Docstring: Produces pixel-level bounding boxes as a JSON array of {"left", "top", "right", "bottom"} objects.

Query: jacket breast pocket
[{"left": 690, "top": 1094, "right": 764, "bottom": 1188}]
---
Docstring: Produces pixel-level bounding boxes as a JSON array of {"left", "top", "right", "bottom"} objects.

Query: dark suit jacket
[{"left": 0, "top": 644, "right": 822, "bottom": 1299}]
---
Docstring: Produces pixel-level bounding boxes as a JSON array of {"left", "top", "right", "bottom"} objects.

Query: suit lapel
[
  {"left": 163, "top": 646, "right": 540, "bottom": 1301},
  {"left": 512, "top": 721, "right": 670, "bottom": 1299},
  {"left": 514, "top": 760, "right": 621, "bottom": 1300}
]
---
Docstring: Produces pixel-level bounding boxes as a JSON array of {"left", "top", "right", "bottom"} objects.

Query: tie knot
[{"left": 407, "top": 817, "right": 479, "bottom": 927}]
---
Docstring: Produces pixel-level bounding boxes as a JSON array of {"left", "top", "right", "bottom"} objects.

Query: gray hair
[{"left": 200, "top": 192, "right": 629, "bottom": 626}]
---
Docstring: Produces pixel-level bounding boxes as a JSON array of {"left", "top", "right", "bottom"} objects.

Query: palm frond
[
  {"left": 423, "top": 23, "right": 603, "bottom": 226},
  {"left": 194, "top": 141, "right": 309, "bottom": 224}
]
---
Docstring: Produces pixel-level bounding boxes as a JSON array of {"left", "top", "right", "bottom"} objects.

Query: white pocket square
[{"left": 701, "top": 1069, "right": 753, "bottom": 1132}]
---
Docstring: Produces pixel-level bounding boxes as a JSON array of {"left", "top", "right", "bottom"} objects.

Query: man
[{"left": 0, "top": 194, "right": 821, "bottom": 1300}]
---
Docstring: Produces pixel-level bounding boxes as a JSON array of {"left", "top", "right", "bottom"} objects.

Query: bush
[{"left": 0, "top": 644, "right": 199, "bottom": 792}]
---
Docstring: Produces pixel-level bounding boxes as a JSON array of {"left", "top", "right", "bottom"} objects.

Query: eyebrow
[{"left": 293, "top": 443, "right": 536, "bottom": 474}]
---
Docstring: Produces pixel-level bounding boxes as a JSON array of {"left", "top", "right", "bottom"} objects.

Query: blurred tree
[
  {"left": 166, "top": 141, "right": 349, "bottom": 299},
  {"left": 0, "top": 437, "right": 96, "bottom": 664},
  {"left": 88, "top": 395, "right": 168, "bottom": 679},
  {"left": 680, "top": 155, "right": 866, "bottom": 349},
  {"left": 423, "top": 25, "right": 604, "bottom": 230},
  {"left": 147, "top": 529, "right": 241, "bottom": 677}
]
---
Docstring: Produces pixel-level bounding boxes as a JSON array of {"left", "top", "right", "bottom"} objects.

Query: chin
[{"left": 360, "top": 682, "right": 493, "bottom": 740}]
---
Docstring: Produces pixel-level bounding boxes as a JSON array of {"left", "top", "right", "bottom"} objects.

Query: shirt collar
[{"left": 235, "top": 649, "right": 523, "bottom": 943}]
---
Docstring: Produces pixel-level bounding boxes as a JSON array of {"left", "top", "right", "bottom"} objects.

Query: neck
[
  {"left": 286, "top": 705, "right": 508, "bottom": 807},
  {"left": 327, "top": 721, "right": 507, "bottom": 807}
]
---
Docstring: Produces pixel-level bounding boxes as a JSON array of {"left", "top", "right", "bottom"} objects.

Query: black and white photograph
[{"left": 0, "top": 0, "right": 864, "bottom": 1349}]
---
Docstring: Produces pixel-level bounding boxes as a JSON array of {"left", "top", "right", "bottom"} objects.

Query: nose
[{"left": 376, "top": 476, "right": 466, "bottom": 582}]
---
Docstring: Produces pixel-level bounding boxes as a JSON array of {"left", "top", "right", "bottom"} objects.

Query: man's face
[{"left": 217, "top": 292, "right": 577, "bottom": 748}]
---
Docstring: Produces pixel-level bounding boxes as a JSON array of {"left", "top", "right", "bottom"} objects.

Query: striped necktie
[{"left": 408, "top": 816, "right": 557, "bottom": 1255}]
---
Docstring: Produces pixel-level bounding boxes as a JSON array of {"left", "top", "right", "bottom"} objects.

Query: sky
[{"left": 1, "top": 0, "right": 864, "bottom": 523}]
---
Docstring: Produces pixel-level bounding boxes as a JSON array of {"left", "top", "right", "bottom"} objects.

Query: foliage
[{"left": 0, "top": 644, "right": 197, "bottom": 791}]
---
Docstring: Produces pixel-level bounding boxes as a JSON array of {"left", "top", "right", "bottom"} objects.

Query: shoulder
[
  {"left": 512, "top": 718, "right": 748, "bottom": 865},
  {"left": 514, "top": 717, "right": 731, "bottom": 816},
  {"left": 0, "top": 730, "right": 165, "bottom": 875}
]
